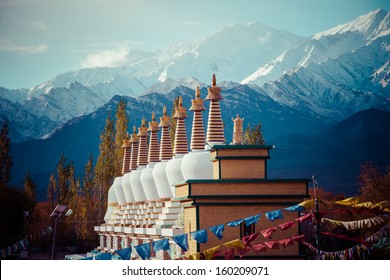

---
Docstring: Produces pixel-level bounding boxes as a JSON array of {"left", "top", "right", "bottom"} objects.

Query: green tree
[
  {"left": 114, "top": 98, "right": 129, "bottom": 176},
  {"left": 24, "top": 171, "right": 37, "bottom": 202},
  {"left": 47, "top": 171, "right": 56, "bottom": 211},
  {"left": 81, "top": 154, "right": 95, "bottom": 239},
  {"left": 244, "top": 122, "right": 266, "bottom": 145},
  {"left": 0, "top": 119, "right": 12, "bottom": 184},
  {"left": 56, "top": 153, "right": 70, "bottom": 205},
  {"left": 94, "top": 113, "right": 116, "bottom": 223}
]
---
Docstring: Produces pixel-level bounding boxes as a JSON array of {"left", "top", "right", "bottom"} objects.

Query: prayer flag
[
  {"left": 265, "top": 209, "right": 283, "bottom": 222},
  {"left": 227, "top": 219, "right": 244, "bottom": 227},
  {"left": 261, "top": 227, "right": 276, "bottom": 239},
  {"left": 335, "top": 197, "right": 360, "bottom": 206},
  {"left": 278, "top": 220, "right": 295, "bottom": 231},
  {"left": 191, "top": 229, "right": 208, "bottom": 244},
  {"left": 189, "top": 253, "right": 201, "bottom": 260},
  {"left": 223, "top": 239, "right": 245, "bottom": 249},
  {"left": 209, "top": 224, "right": 225, "bottom": 240},
  {"left": 284, "top": 204, "right": 305, "bottom": 212},
  {"left": 204, "top": 245, "right": 221, "bottom": 260},
  {"left": 242, "top": 232, "right": 259, "bottom": 246},
  {"left": 154, "top": 238, "right": 170, "bottom": 252},
  {"left": 79, "top": 256, "right": 94, "bottom": 260},
  {"left": 115, "top": 247, "right": 132, "bottom": 260},
  {"left": 172, "top": 234, "right": 189, "bottom": 252},
  {"left": 135, "top": 243, "right": 151, "bottom": 260},
  {"left": 95, "top": 252, "right": 112, "bottom": 260},
  {"left": 244, "top": 214, "right": 261, "bottom": 226}
]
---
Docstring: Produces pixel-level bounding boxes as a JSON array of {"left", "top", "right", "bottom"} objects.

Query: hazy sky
[{"left": 0, "top": 0, "right": 389, "bottom": 89}]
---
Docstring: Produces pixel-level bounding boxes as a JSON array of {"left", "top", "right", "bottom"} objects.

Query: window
[{"left": 240, "top": 222, "right": 255, "bottom": 239}]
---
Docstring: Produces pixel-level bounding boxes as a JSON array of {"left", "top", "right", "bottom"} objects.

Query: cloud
[
  {"left": 0, "top": 38, "right": 48, "bottom": 54},
  {"left": 32, "top": 20, "right": 49, "bottom": 30},
  {"left": 258, "top": 31, "right": 272, "bottom": 44},
  {"left": 80, "top": 46, "right": 129, "bottom": 68}
]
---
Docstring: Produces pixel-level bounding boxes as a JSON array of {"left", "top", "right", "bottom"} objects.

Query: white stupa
[
  {"left": 152, "top": 106, "right": 174, "bottom": 199},
  {"left": 181, "top": 86, "right": 213, "bottom": 180},
  {"left": 129, "top": 123, "right": 147, "bottom": 202},
  {"left": 140, "top": 112, "right": 160, "bottom": 201},
  {"left": 165, "top": 96, "right": 189, "bottom": 196}
]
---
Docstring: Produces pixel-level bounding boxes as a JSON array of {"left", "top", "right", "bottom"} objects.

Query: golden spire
[
  {"left": 138, "top": 118, "right": 148, "bottom": 137},
  {"left": 206, "top": 74, "right": 225, "bottom": 145},
  {"left": 148, "top": 112, "right": 159, "bottom": 132},
  {"left": 206, "top": 73, "right": 222, "bottom": 101},
  {"left": 130, "top": 125, "right": 139, "bottom": 143},
  {"left": 174, "top": 95, "right": 188, "bottom": 119},
  {"left": 189, "top": 86, "right": 206, "bottom": 150},
  {"left": 190, "top": 86, "right": 205, "bottom": 112},
  {"left": 137, "top": 118, "right": 149, "bottom": 166},
  {"left": 159, "top": 105, "right": 171, "bottom": 128},
  {"left": 147, "top": 112, "right": 160, "bottom": 163},
  {"left": 121, "top": 131, "right": 131, "bottom": 148},
  {"left": 159, "top": 105, "right": 173, "bottom": 160}
]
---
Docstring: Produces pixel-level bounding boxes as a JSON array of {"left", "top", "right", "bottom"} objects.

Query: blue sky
[{"left": 0, "top": 0, "right": 389, "bottom": 89}]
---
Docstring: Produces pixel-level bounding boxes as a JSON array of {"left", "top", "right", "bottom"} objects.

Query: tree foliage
[
  {"left": 94, "top": 113, "right": 116, "bottom": 223},
  {"left": 0, "top": 119, "right": 12, "bottom": 184},
  {"left": 24, "top": 171, "right": 37, "bottom": 202},
  {"left": 244, "top": 122, "right": 265, "bottom": 145},
  {"left": 0, "top": 183, "right": 35, "bottom": 248},
  {"left": 358, "top": 162, "right": 390, "bottom": 203},
  {"left": 114, "top": 98, "right": 129, "bottom": 176}
]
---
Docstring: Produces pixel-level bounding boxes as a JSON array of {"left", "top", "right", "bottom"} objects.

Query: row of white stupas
[{"left": 95, "top": 74, "right": 237, "bottom": 256}]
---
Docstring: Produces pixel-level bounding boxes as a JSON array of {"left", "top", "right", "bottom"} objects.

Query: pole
[
  {"left": 312, "top": 175, "right": 320, "bottom": 259},
  {"left": 51, "top": 216, "right": 58, "bottom": 260}
]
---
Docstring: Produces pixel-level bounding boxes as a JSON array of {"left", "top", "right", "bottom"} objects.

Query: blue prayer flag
[
  {"left": 79, "top": 256, "right": 93, "bottom": 260},
  {"left": 135, "top": 243, "right": 151, "bottom": 260},
  {"left": 172, "top": 234, "right": 189, "bottom": 252},
  {"left": 244, "top": 214, "right": 261, "bottom": 227},
  {"left": 95, "top": 252, "right": 112, "bottom": 260},
  {"left": 115, "top": 247, "right": 132, "bottom": 260},
  {"left": 209, "top": 224, "right": 225, "bottom": 240},
  {"left": 284, "top": 204, "right": 305, "bottom": 212},
  {"left": 227, "top": 219, "right": 244, "bottom": 227},
  {"left": 190, "top": 229, "right": 208, "bottom": 243},
  {"left": 154, "top": 238, "right": 170, "bottom": 252},
  {"left": 265, "top": 209, "right": 283, "bottom": 222}
]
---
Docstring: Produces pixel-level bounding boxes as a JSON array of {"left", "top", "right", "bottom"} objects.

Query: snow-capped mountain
[
  {"left": 1, "top": 9, "right": 389, "bottom": 143},
  {"left": 242, "top": 9, "right": 390, "bottom": 85},
  {"left": 0, "top": 96, "right": 58, "bottom": 142},
  {"left": 26, "top": 22, "right": 304, "bottom": 99},
  {"left": 259, "top": 33, "right": 390, "bottom": 120}
]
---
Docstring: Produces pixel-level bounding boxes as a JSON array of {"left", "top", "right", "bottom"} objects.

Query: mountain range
[{"left": 1, "top": 9, "right": 389, "bottom": 199}]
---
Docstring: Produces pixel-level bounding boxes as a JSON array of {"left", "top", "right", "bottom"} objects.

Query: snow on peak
[{"left": 313, "top": 9, "right": 389, "bottom": 40}]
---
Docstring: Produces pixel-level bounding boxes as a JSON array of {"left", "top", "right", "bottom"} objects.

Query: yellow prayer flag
[
  {"left": 353, "top": 202, "right": 373, "bottom": 208},
  {"left": 189, "top": 253, "right": 200, "bottom": 260},
  {"left": 223, "top": 239, "right": 245, "bottom": 249},
  {"left": 204, "top": 245, "right": 221, "bottom": 260},
  {"left": 335, "top": 197, "right": 360, "bottom": 206},
  {"left": 372, "top": 201, "right": 390, "bottom": 210},
  {"left": 298, "top": 199, "right": 314, "bottom": 209}
]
